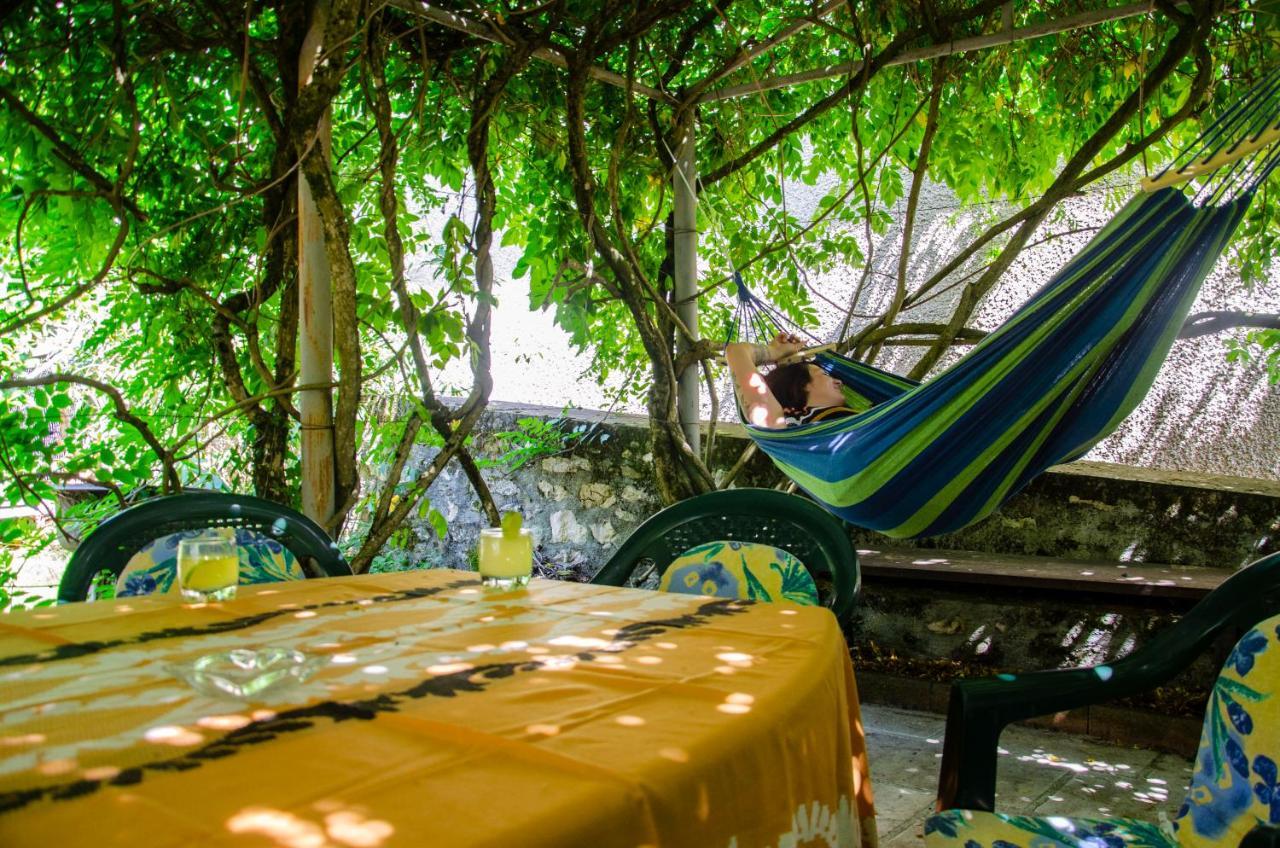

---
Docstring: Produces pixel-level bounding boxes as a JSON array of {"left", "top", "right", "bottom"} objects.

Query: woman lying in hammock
[{"left": 726, "top": 333, "right": 859, "bottom": 429}]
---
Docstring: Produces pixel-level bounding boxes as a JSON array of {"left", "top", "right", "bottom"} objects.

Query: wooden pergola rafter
[
  {"left": 299, "top": 0, "right": 1174, "bottom": 523},
  {"left": 391, "top": 0, "right": 1158, "bottom": 106},
  {"left": 696, "top": 0, "right": 1156, "bottom": 102}
]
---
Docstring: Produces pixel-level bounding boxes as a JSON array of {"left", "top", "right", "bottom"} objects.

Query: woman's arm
[{"left": 725, "top": 332, "right": 804, "bottom": 429}]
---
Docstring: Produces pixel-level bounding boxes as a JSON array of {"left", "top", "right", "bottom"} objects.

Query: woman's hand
[{"left": 765, "top": 332, "right": 805, "bottom": 363}]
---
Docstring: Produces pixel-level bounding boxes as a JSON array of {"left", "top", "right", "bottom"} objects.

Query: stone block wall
[{"left": 398, "top": 402, "right": 1279, "bottom": 575}]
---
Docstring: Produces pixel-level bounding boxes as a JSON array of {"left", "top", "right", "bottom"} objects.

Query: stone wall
[{"left": 401, "top": 402, "right": 1280, "bottom": 575}]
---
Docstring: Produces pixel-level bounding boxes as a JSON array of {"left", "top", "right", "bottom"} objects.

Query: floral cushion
[
  {"left": 923, "top": 613, "right": 1280, "bottom": 848},
  {"left": 923, "top": 809, "right": 1175, "bottom": 847},
  {"left": 658, "top": 540, "right": 819, "bottom": 606},
  {"left": 1173, "top": 613, "right": 1280, "bottom": 847},
  {"left": 115, "top": 527, "right": 305, "bottom": 597}
]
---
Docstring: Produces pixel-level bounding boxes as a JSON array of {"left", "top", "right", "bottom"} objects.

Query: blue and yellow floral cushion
[
  {"left": 1173, "top": 613, "right": 1280, "bottom": 847},
  {"left": 658, "top": 540, "right": 819, "bottom": 606},
  {"left": 924, "top": 809, "right": 1176, "bottom": 847},
  {"left": 115, "top": 527, "right": 305, "bottom": 597},
  {"left": 923, "top": 613, "right": 1280, "bottom": 848}
]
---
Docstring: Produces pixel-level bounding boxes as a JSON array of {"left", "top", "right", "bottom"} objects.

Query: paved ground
[{"left": 863, "top": 703, "right": 1193, "bottom": 847}]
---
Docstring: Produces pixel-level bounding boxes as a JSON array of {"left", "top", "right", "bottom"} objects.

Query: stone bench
[{"left": 857, "top": 546, "right": 1232, "bottom": 606}]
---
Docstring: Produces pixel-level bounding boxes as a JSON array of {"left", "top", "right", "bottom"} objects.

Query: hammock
[{"left": 733, "top": 71, "right": 1280, "bottom": 539}]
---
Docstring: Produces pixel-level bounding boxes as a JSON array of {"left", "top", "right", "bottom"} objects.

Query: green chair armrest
[{"left": 936, "top": 551, "right": 1280, "bottom": 813}]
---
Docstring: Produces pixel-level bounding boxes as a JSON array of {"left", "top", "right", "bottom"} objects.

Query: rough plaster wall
[{"left": 419, "top": 173, "right": 1279, "bottom": 481}]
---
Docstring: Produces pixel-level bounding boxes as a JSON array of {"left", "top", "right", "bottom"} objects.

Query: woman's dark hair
[{"left": 763, "top": 361, "right": 813, "bottom": 413}]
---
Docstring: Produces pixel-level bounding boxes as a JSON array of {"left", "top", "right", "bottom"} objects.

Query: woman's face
[{"left": 804, "top": 364, "right": 845, "bottom": 408}]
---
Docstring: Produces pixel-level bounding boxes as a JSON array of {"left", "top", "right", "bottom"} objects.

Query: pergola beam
[
  {"left": 697, "top": 0, "right": 1156, "bottom": 103},
  {"left": 391, "top": 1, "right": 1162, "bottom": 109},
  {"left": 389, "top": 1, "right": 677, "bottom": 104},
  {"left": 673, "top": 109, "right": 701, "bottom": 455},
  {"left": 690, "top": 0, "right": 846, "bottom": 96}
]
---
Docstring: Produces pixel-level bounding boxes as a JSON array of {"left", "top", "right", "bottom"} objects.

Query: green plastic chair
[
  {"left": 590, "top": 488, "right": 859, "bottom": 621},
  {"left": 927, "top": 551, "right": 1280, "bottom": 848},
  {"left": 57, "top": 492, "right": 352, "bottom": 603}
]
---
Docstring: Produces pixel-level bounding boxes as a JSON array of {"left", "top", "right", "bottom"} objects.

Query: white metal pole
[
  {"left": 673, "top": 109, "right": 701, "bottom": 456},
  {"left": 298, "top": 0, "right": 336, "bottom": 525}
]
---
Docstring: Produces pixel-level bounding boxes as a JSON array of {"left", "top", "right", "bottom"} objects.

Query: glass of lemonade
[
  {"left": 177, "top": 529, "right": 239, "bottom": 602},
  {"left": 477, "top": 512, "right": 533, "bottom": 589}
]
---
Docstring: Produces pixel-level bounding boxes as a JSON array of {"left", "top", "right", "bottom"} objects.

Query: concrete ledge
[{"left": 859, "top": 546, "right": 1230, "bottom": 604}]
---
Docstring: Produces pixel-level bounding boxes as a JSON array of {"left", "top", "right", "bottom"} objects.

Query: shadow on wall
[{"left": 1092, "top": 337, "right": 1280, "bottom": 480}]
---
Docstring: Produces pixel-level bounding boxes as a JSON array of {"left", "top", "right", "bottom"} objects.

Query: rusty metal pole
[
  {"left": 298, "top": 0, "right": 335, "bottom": 525},
  {"left": 673, "top": 109, "right": 701, "bottom": 456}
]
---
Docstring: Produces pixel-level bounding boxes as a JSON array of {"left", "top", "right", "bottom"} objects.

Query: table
[{"left": 0, "top": 570, "right": 877, "bottom": 847}]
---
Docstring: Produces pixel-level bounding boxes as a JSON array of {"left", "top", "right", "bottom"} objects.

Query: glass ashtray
[{"left": 169, "top": 648, "right": 324, "bottom": 700}]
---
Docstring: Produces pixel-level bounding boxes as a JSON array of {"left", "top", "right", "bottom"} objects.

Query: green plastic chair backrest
[
  {"left": 590, "top": 488, "right": 859, "bottom": 621},
  {"left": 58, "top": 492, "right": 351, "bottom": 603},
  {"left": 937, "top": 551, "right": 1280, "bottom": 813}
]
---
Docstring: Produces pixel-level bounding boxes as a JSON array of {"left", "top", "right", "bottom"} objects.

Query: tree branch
[
  {"left": 703, "top": 0, "right": 1007, "bottom": 185},
  {"left": 0, "top": 374, "right": 180, "bottom": 492},
  {"left": 1179, "top": 310, "right": 1280, "bottom": 339},
  {"left": 906, "top": 6, "right": 1218, "bottom": 378},
  {"left": 0, "top": 84, "right": 147, "bottom": 221}
]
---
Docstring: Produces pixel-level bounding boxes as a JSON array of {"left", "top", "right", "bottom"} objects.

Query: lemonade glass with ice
[
  {"left": 477, "top": 512, "right": 533, "bottom": 589},
  {"left": 177, "top": 529, "right": 239, "bottom": 602}
]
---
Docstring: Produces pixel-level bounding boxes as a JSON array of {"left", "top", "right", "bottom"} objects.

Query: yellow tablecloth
[{"left": 0, "top": 570, "right": 876, "bottom": 847}]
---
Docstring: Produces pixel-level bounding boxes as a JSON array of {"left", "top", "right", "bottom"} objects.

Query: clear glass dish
[{"left": 169, "top": 648, "right": 324, "bottom": 700}]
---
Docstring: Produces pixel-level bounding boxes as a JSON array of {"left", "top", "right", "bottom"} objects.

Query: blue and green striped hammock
[{"left": 733, "top": 71, "right": 1280, "bottom": 539}]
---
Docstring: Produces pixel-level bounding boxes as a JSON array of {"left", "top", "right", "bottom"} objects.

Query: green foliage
[
  {"left": 87, "top": 569, "right": 117, "bottom": 602},
  {"left": 485, "top": 415, "right": 592, "bottom": 470},
  {"left": 0, "top": 561, "right": 53, "bottom": 613},
  {"left": 1, "top": 0, "right": 1277, "bottom": 573},
  {"left": 1227, "top": 329, "right": 1280, "bottom": 384},
  {"left": 0, "top": 520, "right": 55, "bottom": 613}
]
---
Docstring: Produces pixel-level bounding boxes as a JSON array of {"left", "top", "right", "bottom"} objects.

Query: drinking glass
[
  {"left": 177, "top": 530, "right": 239, "bottom": 602},
  {"left": 478, "top": 514, "right": 533, "bottom": 589}
]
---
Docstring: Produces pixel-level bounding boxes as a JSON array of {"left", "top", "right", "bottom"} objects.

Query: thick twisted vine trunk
[
  {"left": 348, "top": 30, "right": 534, "bottom": 572},
  {"left": 179, "top": 0, "right": 306, "bottom": 505},
  {"left": 252, "top": 3, "right": 308, "bottom": 505},
  {"left": 202, "top": 138, "right": 300, "bottom": 505},
  {"left": 248, "top": 149, "right": 301, "bottom": 505},
  {"left": 562, "top": 49, "right": 713, "bottom": 504}
]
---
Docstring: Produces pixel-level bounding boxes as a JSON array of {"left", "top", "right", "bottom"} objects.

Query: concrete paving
[{"left": 863, "top": 703, "right": 1194, "bottom": 847}]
